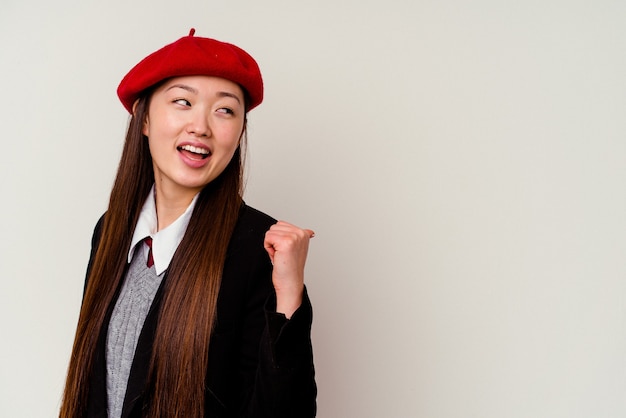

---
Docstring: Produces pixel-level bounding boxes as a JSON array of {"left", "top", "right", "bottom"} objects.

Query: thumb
[{"left": 264, "top": 240, "right": 276, "bottom": 265}]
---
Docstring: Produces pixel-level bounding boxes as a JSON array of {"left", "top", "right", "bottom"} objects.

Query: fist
[{"left": 264, "top": 221, "right": 315, "bottom": 317}]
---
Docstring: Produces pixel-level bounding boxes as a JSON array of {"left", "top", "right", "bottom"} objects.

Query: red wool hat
[{"left": 117, "top": 28, "right": 263, "bottom": 113}]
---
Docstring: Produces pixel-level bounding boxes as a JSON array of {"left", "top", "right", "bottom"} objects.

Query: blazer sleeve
[
  {"left": 249, "top": 289, "right": 317, "bottom": 417},
  {"left": 210, "top": 205, "right": 317, "bottom": 418}
]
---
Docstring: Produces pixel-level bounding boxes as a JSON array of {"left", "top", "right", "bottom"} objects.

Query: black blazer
[{"left": 83, "top": 205, "right": 316, "bottom": 417}]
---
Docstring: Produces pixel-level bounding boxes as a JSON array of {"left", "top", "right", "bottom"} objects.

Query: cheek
[
  {"left": 217, "top": 138, "right": 240, "bottom": 168},
  {"left": 225, "top": 139, "right": 241, "bottom": 162},
  {"left": 216, "top": 125, "right": 243, "bottom": 150}
]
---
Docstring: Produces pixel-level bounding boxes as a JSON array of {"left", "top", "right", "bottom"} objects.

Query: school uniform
[{"left": 82, "top": 193, "right": 317, "bottom": 418}]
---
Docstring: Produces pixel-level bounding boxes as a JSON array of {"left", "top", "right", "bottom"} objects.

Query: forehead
[{"left": 158, "top": 75, "right": 244, "bottom": 98}]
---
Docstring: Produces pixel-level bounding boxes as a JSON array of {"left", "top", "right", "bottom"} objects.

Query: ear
[
  {"left": 131, "top": 98, "right": 140, "bottom": 115},
  {"left": 142, "top": 114, "right": 149, "bottom": 137},
  {"left": 238, "top": 117, "right": 248, "bottom": 142},
  {"left": 134, "top": 100, "right": 150, "bottom": 136}
]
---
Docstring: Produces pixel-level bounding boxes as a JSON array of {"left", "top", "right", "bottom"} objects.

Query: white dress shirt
[{"left": 127, "top": 185, "right": 199, "bottom": 275}]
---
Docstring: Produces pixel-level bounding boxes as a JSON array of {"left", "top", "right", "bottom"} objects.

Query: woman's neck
[{"left": 153, "top": 185, "right": 200, "bottom": 231}]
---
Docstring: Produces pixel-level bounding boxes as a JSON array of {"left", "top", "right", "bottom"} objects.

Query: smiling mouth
[{"left": 178, "top": 144, "right": 211, "bottom": 160}]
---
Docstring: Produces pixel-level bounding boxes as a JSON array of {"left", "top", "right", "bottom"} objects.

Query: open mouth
[{"left": 178, "top": 144, "right": 211, "bottom": 160}]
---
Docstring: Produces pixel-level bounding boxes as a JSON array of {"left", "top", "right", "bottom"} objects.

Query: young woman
[{"left": 60, "top": 29, "right": 317, "bottom": 418}]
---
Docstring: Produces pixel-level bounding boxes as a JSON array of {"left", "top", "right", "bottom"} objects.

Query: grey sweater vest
[{"left": 105, "top": 246, "right": 164, "bottom": 418}]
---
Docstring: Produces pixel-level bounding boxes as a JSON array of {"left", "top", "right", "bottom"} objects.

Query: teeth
[{"left": 180, "top": 144, "right": 210, "bottom": 155}]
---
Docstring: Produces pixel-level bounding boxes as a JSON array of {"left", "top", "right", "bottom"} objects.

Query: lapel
[{"left": 87, "top": 326, "right": 109, "bottom": 418}]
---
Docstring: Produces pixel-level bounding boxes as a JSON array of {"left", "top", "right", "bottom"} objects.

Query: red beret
[{"left": 117, "top": 28, "right": 263, "bottom": 113}]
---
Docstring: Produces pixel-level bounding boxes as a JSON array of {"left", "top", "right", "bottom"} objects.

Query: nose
[{"left": 187, "top": 109, "right": 211, "bottom": 137}]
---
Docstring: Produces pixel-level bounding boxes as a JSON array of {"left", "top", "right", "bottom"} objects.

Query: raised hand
[{"left": 264, "top": 221, "right": 315, "bottom": 318}]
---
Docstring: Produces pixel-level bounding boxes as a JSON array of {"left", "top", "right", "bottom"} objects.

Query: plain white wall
[{"left": 1, "top": 1, "right": 625, "bottom": 417}]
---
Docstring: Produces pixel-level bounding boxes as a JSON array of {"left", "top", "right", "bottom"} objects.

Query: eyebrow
[
  {"left": 217, "top": 91, "right": 242, "bottom": 104},
  {"left": 166, "top": 84, "right": 198, "bottom": 94},
  {"left": 166, "top": 84, "right": 242, "bottom": 104}
]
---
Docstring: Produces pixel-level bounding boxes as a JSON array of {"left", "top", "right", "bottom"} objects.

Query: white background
[{"left": 1, "top": 1, "right": 626, "bottom": 417}]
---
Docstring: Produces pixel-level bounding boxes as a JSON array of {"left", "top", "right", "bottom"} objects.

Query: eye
[
  {"left": 173, "top": 98, "right": 191, "bottom": 107},
  {"left": 217, "top": 107, "right": 235, "bottom": 115}
]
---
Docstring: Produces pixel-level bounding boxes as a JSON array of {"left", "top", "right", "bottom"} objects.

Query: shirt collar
[{"left": 128, "top": 185, "right": 199, "bottom": 275}]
